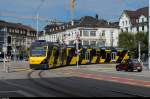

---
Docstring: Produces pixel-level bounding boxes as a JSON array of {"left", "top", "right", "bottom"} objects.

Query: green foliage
[{"left": 119, "top": 32, "right": 148, "bottom": 58}]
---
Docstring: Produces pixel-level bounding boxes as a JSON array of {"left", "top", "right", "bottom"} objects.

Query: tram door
[
  {"left": 105, "top": 51, "right": 111, "bottom": 63},
  {"left": 111, "top": 52, "right": 117, "bottom": 62},
  {"left": 85, "top": 51, "right": 90, "bottom": 64}
]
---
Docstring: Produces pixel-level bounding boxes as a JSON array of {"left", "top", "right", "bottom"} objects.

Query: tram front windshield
[{"left": 30, "top": 46, "right": 47, "bottom": 57}]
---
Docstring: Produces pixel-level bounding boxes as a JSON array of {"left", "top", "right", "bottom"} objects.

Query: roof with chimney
[
  {"left": 0, "top": 20, "right": 36, "bottom": 31},
  {"left": 124, "top": 7, "right": 148, "bottom": 18},
  {"left": 122, "top": 7, "right": 148, "bottom": 25},
  {"left": 44, "top": 16, "right": 119, "bottom": 34}
]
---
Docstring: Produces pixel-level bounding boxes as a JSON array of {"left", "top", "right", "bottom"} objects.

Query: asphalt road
[
  {"left": 0, "top": 62, "right": 150, "bottom": 97},
  {"left": 0, "top": 70, "right": 149, "bottom": 97}
]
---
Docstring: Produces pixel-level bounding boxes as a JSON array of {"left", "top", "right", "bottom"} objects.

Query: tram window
[
  {"left": 101, "top": 51, "right": 106, "bottom": 59},
  {"left": 96, "top": 51, "right": 100, "bottom": 56},
  {"left": 82, "top": 49, "right": 86, "bottom": 58},
  {"left": 91, "top": 50, "right": 96, "bottom": 56},
  {"left": 71, "top": 49, "right": 76, "bottom": 56},
  {"left": 117, "top": 52, "right": 121, "bottom": 56}
]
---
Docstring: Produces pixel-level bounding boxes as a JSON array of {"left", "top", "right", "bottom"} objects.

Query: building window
[
  {"left": 102, "top": 30, "right": 105, "bottom": 36},
  {"left": 122, "top": 21, "right": 124, "bottom": 26},
  {"left": 126, "top": 20, "right": 127, "bottom": 25},
  {"left": 121, "top": 29, "right": 123, "bottom": 32},
  {"left": 12, "top": 29, "right": 14, "bottom": 33},
  {"left": 83, "top": 30, "right": 89, "bottom": 36},
  {"left": 80, "top": 30, "right": 82, "bottom": 36},
  {"left": 91, "top": 41, "right": 96, "bottom": 46},
  {"left": 9, "top": 28, "right": 11, "bottom": 32},
  {"left": 90, "top": 31, "right": 96, "bottom": 36},
  {"left": 136, "top": 19, "right": 139, "bottom": 23},
  {"left": 83, "top": 40, "right": 89, "bottom": 45},
  {"left": 142, "top": 18, "right": 144, "bottom": 23},
  {"left": 69, "top": 41, "right": 74, "bottom": 45},
  {"left": 137, "top": 27, "right": 139, "bottom": 32},
  {"left": 126, "top": 27, "right": 128, "bottom": 32},
  {"left": 142, "top": 26, "right": 144, "bottom": 31}
]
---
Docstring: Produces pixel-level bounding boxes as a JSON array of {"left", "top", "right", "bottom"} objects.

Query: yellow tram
[{"left": 29, "top": 40, "right": 129, "bottom": 70}]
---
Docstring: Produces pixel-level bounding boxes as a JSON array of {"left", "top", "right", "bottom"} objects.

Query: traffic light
[{"left": 7, "top": 36, "right": 11, "bottom": 44}]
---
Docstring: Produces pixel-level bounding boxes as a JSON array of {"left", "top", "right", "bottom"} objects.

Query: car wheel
[
  {"left": 116, "top": 66, "right": 120, "bottom": 71},
  {"left": 128, "top": 69, "right": 133, "bottom": 72},
  {"left": 137, "top": 69, "right": 142, "bottom": 72}
]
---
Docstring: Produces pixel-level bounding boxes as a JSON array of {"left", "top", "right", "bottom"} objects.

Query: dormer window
[
  {"left": 59, "top": 26, "right": 61, "bottom": 30},
  {"left": 126, "top": 20, "right": 127, "bottom": 25},
  {"left": 136, "top": 19, "right": 139, "bottom": 23},
  {"left": 56, "top": 27, "right": 58, "bottom": 30},
  {"left": 102, "top": 30, "right": 105, "bottom": 36},
  {"left": 122, "top": 21, "right": 124, "bottom": 26},
  {"left": 67, "top": 24, "right": 69, "bottom": 28},
  {"left": 142, "top": 18, "right": 144, "bottom": 23}
]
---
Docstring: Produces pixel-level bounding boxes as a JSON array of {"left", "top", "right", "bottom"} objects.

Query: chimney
[
  {"left": 95, "top": 14, "right": 99, "bottom": 20},
  {"left": 71, "top": 20, "right": 74, "bottom": 26}
]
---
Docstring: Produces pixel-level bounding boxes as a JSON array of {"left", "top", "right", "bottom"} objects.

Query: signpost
[
  {"left": 76, "top": 32, "right": 80, "bottom": 68},
  {"left": 2, "top": 44, "right": 7, "bottom": 72}
]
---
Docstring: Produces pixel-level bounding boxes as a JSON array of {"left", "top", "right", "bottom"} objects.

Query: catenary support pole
[
  {"left": 138, "top": 41, "right": 141, "bottom": 62},
  {"left": 148, "top": 0, "right": 150, "bottom": 70}
]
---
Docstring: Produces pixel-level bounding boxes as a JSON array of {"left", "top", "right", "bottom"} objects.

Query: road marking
[
  {"left": 0, "top": 90, "right": 35, "bottom": 97},
  {"left": 0, "top": 91, "right": 18, "bottom": 93},
  {"left": 58, "top": 70, "right": 150, "bottom": 88}
]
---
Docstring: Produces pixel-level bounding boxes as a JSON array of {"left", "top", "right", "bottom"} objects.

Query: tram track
[
  {"left": 0, "top": 69, "right": 147, "bottom": 97},
  {"left": 27, "top": 70, "right": 86, "bottom": 97},
  {"left": 45, "top": 69, "right": 145, "bottom": 97}
]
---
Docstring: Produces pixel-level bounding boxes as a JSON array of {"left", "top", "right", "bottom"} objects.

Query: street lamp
[
  {"left": 36, "top": 13, "right": 39, "bottom": 40},
  {"left": 75, "top": 31, "right": 80, "bottom": 68},
  {"left": 36, "top": 0, "right": 45, "bottom": 40}
]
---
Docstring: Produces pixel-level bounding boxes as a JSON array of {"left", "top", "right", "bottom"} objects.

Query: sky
[{"left": 0, "top": 0, "right": 149, "bottom": 31}]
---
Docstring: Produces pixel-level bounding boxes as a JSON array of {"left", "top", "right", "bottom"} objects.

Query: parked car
[{"left": 116, "top": 59, "right": 142, "bottom": 72}]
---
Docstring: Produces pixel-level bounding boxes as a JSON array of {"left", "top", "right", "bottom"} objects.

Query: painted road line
[
  {"left": 52, "top": 67, "right": 150, "bottom": 87},
  {"left": 57, "top": 69, "right": 150, "bottom": 88},
  {"left": 77, "top": 72, "right": 150, "bottom": 88},
  {"left": 0, "top": 90, "right": 35, "bottom": 97}
]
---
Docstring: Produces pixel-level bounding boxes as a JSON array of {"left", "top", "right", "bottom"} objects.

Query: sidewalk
[{"left": 0, "top": 61, "right": 30, "bottom": 80}]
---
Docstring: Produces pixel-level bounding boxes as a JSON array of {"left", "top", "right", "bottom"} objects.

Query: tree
[
  {"left": 119, "top": 32, "right": 148, "bottom": 59},
  {"left": 119, "top": 32, "right": 135, "bottom": 57},
  {"left": 135, "top": 32, "right": 148, "bottom": 53}
]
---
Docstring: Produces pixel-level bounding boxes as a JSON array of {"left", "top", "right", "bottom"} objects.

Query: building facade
[
  {"left": 39, "top": 16, "right": 119, "bottom": 47},
  {"left": 119, "top": 7, "right": 148, "bottom": 34},
  {"left": 0, "top": 20, "right": 36, "bottom": 57}
]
